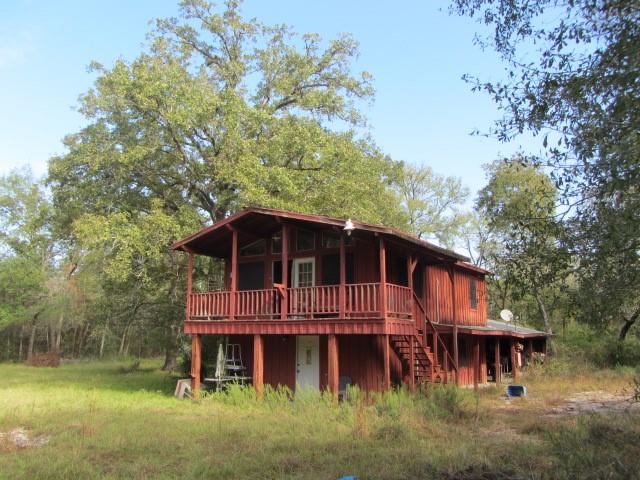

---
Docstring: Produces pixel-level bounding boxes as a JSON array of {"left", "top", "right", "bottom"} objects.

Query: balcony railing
[{"left": 187, "top": 283, "right": 412, "bottom": 321}]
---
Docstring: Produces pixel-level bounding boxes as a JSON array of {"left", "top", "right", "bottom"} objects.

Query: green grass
[{"left": 0, "top": 359, "right": 639, "bottom": 479}]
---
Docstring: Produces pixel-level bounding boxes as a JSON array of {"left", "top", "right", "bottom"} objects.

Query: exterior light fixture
[{"left": 343, "top": 219, "right": 355, "bottom": 236}]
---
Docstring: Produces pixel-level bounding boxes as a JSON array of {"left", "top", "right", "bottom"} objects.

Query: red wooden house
[{"left": 173, "top": 207, "right": 548, "bottom": 396}]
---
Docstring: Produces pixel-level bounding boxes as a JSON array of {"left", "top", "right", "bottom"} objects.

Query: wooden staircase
[{"left": 390, "top": 293, "right": 457, "bottom": 388}]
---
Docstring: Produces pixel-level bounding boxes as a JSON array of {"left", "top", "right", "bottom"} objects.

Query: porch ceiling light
[{"left": 343, "top": 219, "right": 355, "bottom": 236}]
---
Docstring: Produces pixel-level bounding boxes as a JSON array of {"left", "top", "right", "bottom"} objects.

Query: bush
[{"left": 557, "top": 324, "right": 640, "bottom": 368}]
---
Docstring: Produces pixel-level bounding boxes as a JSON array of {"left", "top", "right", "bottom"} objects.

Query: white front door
[
  {"left": 296, "top": 335, "right": 320, "bottom": 389},
  {"left": 292, "top": 257, "right": 315, "bottom": 288}
]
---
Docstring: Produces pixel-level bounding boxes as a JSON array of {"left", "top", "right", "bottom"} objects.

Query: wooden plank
[
  {"left": 379, "top": 238, "right": 387, "bottom": 319},
  {"left": 229, "top": 228, "right": 238, "bottom": 321},
  {"left": 495, "top": 337, "right": 501, "bottom": 384},
  {"left": 327, "top": 334, "right": 339, "bottom": 399},
  {"left": 186, "top": 253, "right": 194, "bottom": 321},
  {"left": 339, "top": 235, "right": 346, "bottom": 319},
  {"left": 510, "top": 337, "right": 519, "bottom": 381},
  {"left": 409, "top": 335, "right": 415, "bottom": 391},
  {"left": 190, "top": 334, "right": 201, "bottom": 395},
  {"left": 280, "top": 224, "right": 289, "bottom": 321},
  {"left": 449, "top": 266, "right": 459, "bottom": 385},
  {"left": 253, "top": 334, "right": 264, "bottom": 398},
  {"left": 382, "top": 334, "right": 391, "bottom": 390},
  {"left": 473, "top": 336, "right": 480, "bottom": 391}
]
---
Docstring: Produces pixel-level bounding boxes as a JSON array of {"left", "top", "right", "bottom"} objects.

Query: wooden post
[
  {"left": 339, "top": 235, "right": 346, "bottom": 319},
  {"left": 253, "top": 334, "right": 264, "bottom": 398},
  {"left": 510, "top": 337, "right": 519, "bottom": 381},
  {"left": 328, "top": 334, "right": 339, "bottom": 399},
  {"left": 229, "top": 228, "right": 238, "bottom": 321},
  {"left": 379, "top": 237, "right": 387, "bottom": 319},
  {"left": 186, "top": 253, "right": 194, "bottom": 321},
  {"left": 526, "top": 339, "right": 533, "bottom": 365},
  {"left": 382, "top": 334, "right": 391, "bottom": 390},
  {"left": 280, "top": 224, "right": 289, "bottom": 321},
  {"left": 495, "top": 337, "right": 501, "bottom": 384},
  {"left": 473, "top": 336, "right": 480, "bottom": 391},
  {"left": 433, "top": 331, "right": 439, "bottom": 366},
  {"left": 190, "top": 334, "right": 201, "bottom": 395},
  {"left": 409, "top": 335, "right": 415, "bottom": 391},
  {"left": 449, "top": 266, "right": 459, "bottom": 385}
]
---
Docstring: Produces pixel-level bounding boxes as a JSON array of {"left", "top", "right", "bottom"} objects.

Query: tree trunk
[
  {"left": 162, "top": 325, "right": 179, "bottom": 372},
  {"left": 27, "top": 321, "right": 37, "bottom": 360},
  {"left": 99, "top": 322, "right": 108, "bottom": 358},
  {"left": 55, "top": 313, "right": 64, "bottom": 352},
  {"left": 119, "top": 326, "right": 128, "bottom": 356},
  {"left": 18, "top": 326, "right": 24, "bottom": 361},
  {"left": 619, "top": 308, "right": 640, "bottom": 342},
  {"left": 534, "top": 292, "right": 552, "bottom": 334}
]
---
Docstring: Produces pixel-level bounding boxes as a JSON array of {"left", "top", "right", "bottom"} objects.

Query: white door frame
[
  {"left": 292, "top": 257, "right": 315, "bottom": 288},
  {"left": 296, "top": 335, "right": 320, "bottom": 389}
]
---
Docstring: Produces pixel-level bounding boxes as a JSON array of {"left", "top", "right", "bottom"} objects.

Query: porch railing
[{"left": 188, "top": 282, "right": 413, "bottom": 320}]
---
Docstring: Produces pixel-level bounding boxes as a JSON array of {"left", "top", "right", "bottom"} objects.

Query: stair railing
[{"left": 412, "top": 292, "right": 458, "bottom": 377}]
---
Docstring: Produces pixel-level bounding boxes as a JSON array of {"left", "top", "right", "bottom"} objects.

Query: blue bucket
[{"left": 506, "top": 384, "right": 527, "bottom": 397}]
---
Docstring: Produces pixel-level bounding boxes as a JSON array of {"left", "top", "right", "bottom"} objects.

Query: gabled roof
[{"left": 172, "top": 206, "right": 490, "bottom": 274}]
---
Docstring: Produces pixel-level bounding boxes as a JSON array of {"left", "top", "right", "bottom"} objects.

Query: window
[
  {"left": 321, "top": 254, "right": 355, "bottom": 285},
  {"left": 238, "top": 262, "right": 265, "bottom": 291},
  {"left": 469, "top": 278, "right": 478, "bottom": 309},
  {"left": 240, "top": 239, "right": 266, "bottom": 257},
  {"left": 271, "top": 234, "right": 282, "bottom": 254},
  {"left": 296, "top": 229, "right": 315, "bottom": 251},
  {"left": 321, "top": 231, "right": 340, "bottom": 249}
]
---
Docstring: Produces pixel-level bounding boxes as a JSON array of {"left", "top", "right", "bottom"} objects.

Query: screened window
[
  {"left": 271, "top": 234, "right": 282, "bottom": 254},
  {"left": 469, "top": 278, "right": 478, "bottom": 309},
  {"left": 240, "top": 239, "right": 266, "bottom": 257},
  {"left": 321, "top": 231, "right": 340, "bottom": 249},
  {"left": 321, "top": 254, "right": 354, "bottom": 285},
  {"left": 238, "top": 262, "right": 265, "bottom": 290},
  {"left": 296, "top": 229, "right": 315, "bottom": 251}
]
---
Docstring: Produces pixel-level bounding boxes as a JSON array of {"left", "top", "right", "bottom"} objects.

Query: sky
[{"left": 0, "top": 0, "right": 540, "bottom": 197}]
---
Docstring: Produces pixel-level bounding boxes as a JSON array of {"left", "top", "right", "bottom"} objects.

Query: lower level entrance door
[{"left": 296, "top": 335, "right": 320, "bottom": 389}]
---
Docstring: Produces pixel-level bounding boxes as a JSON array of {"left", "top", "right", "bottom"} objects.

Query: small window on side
[{"left": 469, "top": 278, "right": 478, "bottom": 309}]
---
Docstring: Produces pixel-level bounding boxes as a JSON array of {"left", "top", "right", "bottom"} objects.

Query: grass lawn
[{"left": 0, "top": 359, "right": 638, "bottom": 479}]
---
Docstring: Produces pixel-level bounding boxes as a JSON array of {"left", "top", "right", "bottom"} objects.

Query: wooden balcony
[{"left": 188, "top": 283, "right": 413, "bottom": 322}]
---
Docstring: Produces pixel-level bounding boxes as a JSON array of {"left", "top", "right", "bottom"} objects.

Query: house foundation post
[
  {"left": 495, "top": 337, "right": 501, "bottom": 384},
  {"left": 253, "top": 334, "right": 264, "bottom": 398},
  {"left": 328, "top": 334, "right": 339, "bottom": 400},
  {"left": 510, "top": 337, "right": 519, "bottom": 381},
  {"left": 190, "top": 334, "right": 201, "bottom": 396},
  {"left": 473, "top": 336, "right": 480, "bottom": 391}
]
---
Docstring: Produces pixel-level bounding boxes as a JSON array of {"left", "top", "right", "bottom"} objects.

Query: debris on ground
[
  {"left": 26, "top": 352, "right": 61, "bottom": 367},
  {"left": 0, "top": 428, "right": 51, "bottom": 451},
  {"left": 545, "top": 390, "right": 640, "bottom": 417}
]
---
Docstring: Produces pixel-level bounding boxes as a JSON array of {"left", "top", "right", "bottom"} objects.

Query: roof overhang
[{"left": 172, "top": 207, "right": 490, "bottom": 273}]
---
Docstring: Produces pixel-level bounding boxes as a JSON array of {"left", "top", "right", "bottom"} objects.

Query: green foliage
[
  {"left": 559, "top": 323, "right": 640, "bottom": 368},
  {"left": 452, "top": 0, "right": 640, "bottom": 340},
  {"left": 395, "top": 163, "right": 470, "bottom": 248},
  {"left": 477, "top": 158, "right": 569, "bottom": 332}
]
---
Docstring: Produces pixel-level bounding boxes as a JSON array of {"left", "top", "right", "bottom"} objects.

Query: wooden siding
[
  {"left": 425, "top": 265, "right": 487, "bottom": 327},
  {"left": 228, "top": 334, "right": 402, "bottom": 392}
]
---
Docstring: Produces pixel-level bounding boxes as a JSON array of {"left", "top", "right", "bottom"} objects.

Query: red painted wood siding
[
  {"left": 228, "top": 334, "right": 402, "bottom": 392},
  {"left": 425, "top": 265, "right": 487, "bottom": 326}
]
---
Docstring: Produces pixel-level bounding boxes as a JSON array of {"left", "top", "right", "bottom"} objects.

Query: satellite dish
[{"left": 500, "top": 309, "right": 514, "bottom": 322}]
